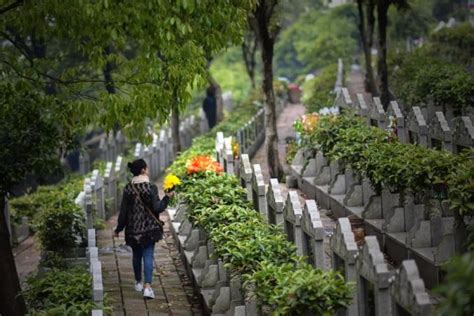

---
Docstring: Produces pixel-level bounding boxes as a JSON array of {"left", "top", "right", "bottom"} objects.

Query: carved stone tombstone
[
  {"left": 407, "top": 106, "right": 429, "bottom": 147},
  {"left": 452, "top": 116, "right": 474, "bottom": 153},
  {"left": 283, "top": 191, "right": 304, "bottom": 256},
  {"left": 387, "top": 101, "right": 407, "bottom": 144},
  {"left": 389, "top": 260, "right": 433, "bottom": 315},
  {"left": 356, "top": 93, "right": 369, "bottom": 123},
  {"left": 251, "top": 164, "right": 267, "bottom": 220},
  {"left": 223, "top": 137, "right": 234, "bottom": 175},
  {"left": 91, "top": 170, "right": 105, "bottom": 220},
  {"left": 239, "top": 154, "right": 253, "bottom": 201},
  {"left": 330, "top": 217, "right": 358, "bottom": 316},
  {"left": 356, "top": 236, "right": 393, "bottom": 316},
  {"left": 370, "top": 97, "right": 386, "bottom": 129},
  {"left": 429, "top": 111, "right": 452, "bottom": 151},
  {"left": 301, "top": 200, "right": 325, "bottom": 270},
  {"left": 266, "top": 178, "right": 285, "bottom": 226}
]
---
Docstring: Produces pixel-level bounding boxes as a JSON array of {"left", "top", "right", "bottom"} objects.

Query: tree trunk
[
  {"left": 377, "top": 1, "right": 390, "bottom": 109},
  {"left": 242, "top": 34, "right": 258, "bottom": 89},
  {"left": 257, "top": 1, "right": 283, "bottom": 179},
  {"left": 366, "top": 0, "right": 377, "bottom": 95},
  {"left": 103, "top": 46, "right": 116, "bottom": 94},
  {"left": 208, "top": 75, "right": 224, "bottom": 123},
  {"left": 171, "top": 103, "right": 181, "bottom": 154},
  {"left": 357, "top": 0, "right": 377, "bottom": 94},
  {"left": 0, "top": 194, "right": 27, "bottom": 316}
]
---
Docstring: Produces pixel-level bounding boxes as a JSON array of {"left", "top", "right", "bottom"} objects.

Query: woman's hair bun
[{"left": 128, "top": 159, "right": 147, "bottom": 176}]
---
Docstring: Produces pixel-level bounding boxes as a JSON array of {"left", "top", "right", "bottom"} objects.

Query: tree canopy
[{"left": 1, "top": 0, "right": 255, "bottom": 139}]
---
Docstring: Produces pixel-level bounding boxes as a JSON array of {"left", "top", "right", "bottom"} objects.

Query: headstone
[
  {"left": 239, "top": 154, "right": 253, "bottom": 201},
  {"left": 215, "top": 132, "right": 225, "bottom": 166},
  {"left": 107, "top": 132, "right": 116, "bottom": 161},
  {"left": 356, "top": 236, "right": 392, "bottom": 316},
  {"left": 356, "top": 93, "right": 369, "bottom": 122},
  {"left": 91, "top": 170, "right": 105, "bottom": 219},
  {"left": 370, "top": 97, "right": 386, "bottom": 129},
  {"left": 99, "top": 137, "right": 107, "bottom": 161},
  {"left": 389, "top": 260, "right": 433, "bottom": 315},
  {"left": 407, "top": 106, "right": 429, "bottom": 147},
  {"left": 79, "top": 151, "right": 90, "bottom": 175},
  {"left": 251, "top": 164, "right": 267, "bottom": 220},
  {"left": 330, "top": 218, "right": 358, "bottom": 315},
  {"left": 452, "top": 116, "right": 474, "bottom": 153},
  {"left": 223, "top": 137, "right": 235, "bottom": 175},
  {"left": 301, "top": 200, "right": 325, "bottom": 269},
  {"left": 283, "top": 191, "right": 304, "bottom": 256},
  {"left": 387, "top": 101, "right": 407, "bottom": 143},
  {"left": 104, "top": 162, "right": 117, "bottom": 216},
  {"left": 429, "top": 111, "right": 452, "bottom": 152},
  {"left": 266, "top": 178, "right": 285, "bottom": 226}
]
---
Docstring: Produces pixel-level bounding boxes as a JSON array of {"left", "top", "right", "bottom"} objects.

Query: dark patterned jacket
[{"left": 115, "top": 182, "right": 169, "bottom": 247}]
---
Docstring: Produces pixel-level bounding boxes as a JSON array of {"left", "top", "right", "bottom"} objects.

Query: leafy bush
[
  {"left": 298, "top": 114, "right": 473, "bottom": 240},
  {"left": 275, "top": 4, "right": 358, "bottom": 80},
  {"left": 435, "top": 251, "right": 474, "bottom": 316},
  {"left": 24, "top": 268, "right": 99, "bottom": 316},
  {"left": 302, "top": 63, "right": 338, "bottom": 113},
  {"left": 35, "top": 197, "right": 85, "bottom": 254},
  {"left": 252, "top": 262, "right": 352, "bottom": 315}
]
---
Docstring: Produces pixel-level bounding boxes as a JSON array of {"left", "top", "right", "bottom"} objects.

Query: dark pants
[{"left": 132, "top": 242, "right": 155, "bottom": 284}]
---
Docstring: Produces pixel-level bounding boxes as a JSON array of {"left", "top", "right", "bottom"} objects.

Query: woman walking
[{"left": 114, "top": 159, "right": 173, "bottom": 299}]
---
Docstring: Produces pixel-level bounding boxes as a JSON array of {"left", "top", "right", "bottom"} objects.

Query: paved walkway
[
  {"left": 13, "top": 236, "right": 41, "bottom": 283},
  {"left": 98, "top": 181, "right": 202, "bottom": 316}
]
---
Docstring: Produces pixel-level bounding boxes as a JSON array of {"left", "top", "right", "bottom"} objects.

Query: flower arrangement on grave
[
  {"left": 186, "top": 155, "right": 223, "bottom": 175},
  {"left": 163, "top": 174, "right": 181, "bottom": 193},
  {"left": 294, "top": 113, "right": 319, "bottom": 135},
  {"left": 232, "top": 139, "right": 240, "bottom": 160}
]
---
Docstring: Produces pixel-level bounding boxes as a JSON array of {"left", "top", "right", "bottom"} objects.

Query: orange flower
[
  {"left": 186, "top": 155, "right": 224, "bottom": 175},
  {"left": 301, "top": 113, "right": 319, "bottom": 133}
]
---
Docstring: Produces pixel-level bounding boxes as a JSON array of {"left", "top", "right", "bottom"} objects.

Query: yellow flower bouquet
[{"left": 163, "top": 174, "right": 181, "bottom": 192}]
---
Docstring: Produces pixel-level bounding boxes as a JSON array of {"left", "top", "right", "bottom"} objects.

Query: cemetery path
[
  {"left": 251, "top": 102, "right": 336, "bottom": 269},
  {"left": 347, "top": 63, "right": 370, "bottom": 99},
  {"left": 98, "top": 178, "right": 202, "bottom": 316}
]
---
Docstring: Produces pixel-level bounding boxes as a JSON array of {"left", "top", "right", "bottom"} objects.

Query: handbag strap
[{"left": 130, "top": 183, "right": 163, "bottom": 229}]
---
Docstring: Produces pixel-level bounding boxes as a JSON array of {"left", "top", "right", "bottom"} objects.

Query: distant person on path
[
  {"left": 203, "top": 86, "right": 217, "bottom": 129},
  {"left": 114, "top": 159, "right": 174, "bottom": 299}
]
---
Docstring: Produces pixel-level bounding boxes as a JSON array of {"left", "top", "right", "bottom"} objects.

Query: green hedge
[
  {"left": 298, "top": 114, "right": 474, "bottom": 238},
  {"left": 302, "top": 63, "right": 338, "bottom": 113},
  {"left": 168, "top": 95, "right": 352, "bottom": 313},
  {"left": 24, "top": 268, "right": 103, "bottom": 316}
]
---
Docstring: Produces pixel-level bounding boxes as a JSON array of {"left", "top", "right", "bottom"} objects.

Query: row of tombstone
[
  {"left": 335, "top": 89, "right": 474, "bottom": 154},
  {"left": 289, "top": 148, "right": 459, "bottom": 289},
  {"left": 236, "top": 108, "right": 266, "bottom": 159},
  {"left": 239, "top": 152, "right": 436, "bottom": 315},
  {"left": 164, "top": 126, "right": 273, "bottom": 315},
  {"left": 87, "top": 228, "right": 104, "bottom": 316}
]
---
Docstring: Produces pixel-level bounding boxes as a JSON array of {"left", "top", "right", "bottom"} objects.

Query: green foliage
[
  {"left": 251, "top": 262, "right": 352, "bottom": 315},
  {"left": 24, "top": 268, "right": 99, "bottom": 316},
  {"left": 388, "top": 0, "right": 435, "bottom": 42},
  {"left": 211, "top": 46, "right": 259, "bottom": 104},
  {"left": 35, "top": 198, "right": 85, "bottom": 254},
  {"left": 1, "top": 0, "right": 256, "bottom": 139},
  {"left": 302, "top": 63, "right": 338, "bottom": 113},
  {"left": 275, "top": 4, "right": 358, "bottom": 80},
  {"left": 390, "top": 23, "right": 474, "bottom": 113},
  {"left": 10, "top": 175, "right": 83, "bottom": 232},
  {"left": 435, "top": 251, "right": 474, "bottom": 316},
  {"left": 0, "top": 81, "right": 64, "bottom": 194},
  {"left": 285, "top": 138, "right": 298, "bottom": 165},
  {"left": 299, "top": 114, "right": 473, "bottom": 236}
]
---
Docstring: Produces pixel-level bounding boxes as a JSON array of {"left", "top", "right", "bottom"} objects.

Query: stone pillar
[
  {"left": 266, "top": 178, "right": 285, "bottom": 226},
  {"left": 239, "top": 154, "right": 253, "bottom": 201},
  {"left": 301, "top": 200, "right": 325, "bottom": 270},
  {"left": 251, "top": 164, "right": 267, "bottom": 220},
  {"left": 283, "top": 191, "right": 304, "bottom": 256}
]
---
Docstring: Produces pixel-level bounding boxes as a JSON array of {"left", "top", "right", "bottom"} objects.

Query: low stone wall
[{"left": 289, "top": 148, "right": 457, "bottom": 289}]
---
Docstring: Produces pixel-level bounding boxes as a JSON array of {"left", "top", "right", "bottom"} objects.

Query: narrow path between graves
[
  {"left": 250, "top": 102, "right": 336, "bottom": 268},
  {"left": 98, "top": 177, "right": 202, "bottom": 316}
]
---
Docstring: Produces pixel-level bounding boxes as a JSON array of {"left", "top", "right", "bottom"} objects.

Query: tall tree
[
  {"left": 356, "top": 0, "right": 377, "bottom": 94},
  {"left": 253, "top": 0, "right": 283, "bottom": 179},
  {"left": 376, "top": 0, "right": 408, "bottom": 108}
]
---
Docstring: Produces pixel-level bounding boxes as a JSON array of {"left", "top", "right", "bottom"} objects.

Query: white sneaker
[
  {"left": 134, "top": 282, "right": 143, "bottom": 292},
  {"left": 143, "top": 287, "right": 155, "bottom": 299}
]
